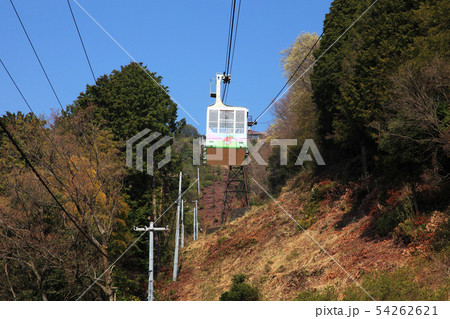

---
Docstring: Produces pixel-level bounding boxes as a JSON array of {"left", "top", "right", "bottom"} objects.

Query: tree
[
  {"left": 68, "top": 62, "right": 182, "bottom": 225},
  {"left": 0, "top": 110, "right": 130, "bottom": 300},
  {"left": 219, "top": 274, "right": 260, "bottom": 301},
  {"left": 270, "top": 32, "right": 319, "bottom": 141},
  {"left": 68, "top": 62, "right": 185, "bottom": 299},
  {"left": 311, "top": 0, "right": 424, "bottom": 176},
  {"left": 378, "top": 57, "right": 449, "bottom": 212},
  {"left": 177, "top": 123, "right": 200, "bottom": 138},
  {"left": 70, "top": 62, "right": 179, "bottom": 140},
  {"left": 411, "top": 0, "right": 450, "bottom": 64},
  {"left": 267, "top": 33, "right": 320, "bottom": 193}
]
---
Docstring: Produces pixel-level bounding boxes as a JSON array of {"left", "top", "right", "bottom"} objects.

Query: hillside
[
  {"left": 196, "top": 167, "right": 227, "bottom": 230},
  {"left": 157, "top": 174, "right": 449, "bottom": 301},
  {"left": 1, "top": 0, "right": 447, "bottom": 302}
]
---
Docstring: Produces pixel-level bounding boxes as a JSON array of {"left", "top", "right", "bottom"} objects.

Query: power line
[
  {"left": 8, "top": 0, "right": 111, "bottom": 202},
  {"left": 2, "top": 10, "right": 116, "bottom": 229},
  {"left": 252, "top": 0, "right": 379, "bottom": 124},
  {"left": 253, "top": 31, "right": 323, "bottom": 124},
  {"left": 3, "top": 48, "right": 143, "bottom": 296},
  {"left": 223, "top": 0, "right": 235, "bottom": 74},
  {"left": 10, "top": 0, "right": 64, "bottom": 110},
  {"left": 222, "top": 0, "right": 236, "bottom": 101},
  {"left": 0, "top": 59, "right": 33, "bottom": 112},
  {"left": 228, "top": 0, "right": 242, "bottom": 78},
  {"left": 0, "top": 118, "right": 107, "bottom": 258},
  {"left": 71, "top": 0, "right": 200, "bottom": 126},
  {"left": 7, "top": 1, "right": 111, "bottom": 187},
  {"left": 0, "top": 57, "right": 79, "bottom": 173},
  {"left": 0, "top": 59, "right": 109, "bottom": 259},
  {"left": 225, "top": 0, "right": 237, "bottom": 76},
  {"left": 222, "top": 0, "right": 242, "bottom": 103},
  {"left": 223, "top": 0, "right": 242, "bottom": 103},
  {"left": 67, "top": 0, "right": 96, "bottom": 82},
  {"left": 76, "top": 178, "right": 199, "bottom": 300},
  {"left": 221, "top": 0, "right": 236, "bottom": 101}
]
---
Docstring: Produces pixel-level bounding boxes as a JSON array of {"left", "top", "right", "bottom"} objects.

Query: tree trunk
[
  {"left": 29, "top": 262, "right": 48, "bottom": 301},
  {"left": 361, "top": 141, "right": 368, "bottom": 177},
  {"left": 155, "top": 179, "right": 164, "bottom": 279},
  {"left": 4, "top": 263, "right": 17, "bottom": 301},
  {"left": 410, "top": 181, "right": 420, "bottom": 214},
  {"left": 102, "top": 253, "right": 114, "bottom": 301},
  {"left": 152, "top": 176, "right": 157, "bottom": 220},
  {"left": 159, "top": 180, "right": 164, "bottom": 220}
]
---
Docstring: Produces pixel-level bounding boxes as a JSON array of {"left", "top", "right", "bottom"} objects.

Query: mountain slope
[{"left": 157, "top": 175, "right": 450, "bottom": 300}]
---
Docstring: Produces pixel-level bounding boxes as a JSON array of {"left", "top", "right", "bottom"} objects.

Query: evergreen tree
[
  {"left": 311, "top": 0, "right": 423, "bottom": 176},
  {"left": 68, "top": 62, "right": 185, "bottom": 300}
]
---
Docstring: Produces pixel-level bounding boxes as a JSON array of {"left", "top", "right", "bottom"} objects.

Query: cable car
[{"left": 206, "top": 73, "right": 248, "bottom": 166}]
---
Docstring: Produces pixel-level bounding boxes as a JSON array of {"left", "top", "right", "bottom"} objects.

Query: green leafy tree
[
  {"left": 68, "top": 62, "right": 185, "bottom": 300},
  {"left": 177, "top": 123, "right": 200, "bottom": 138},
  {"left": 219, "top": 274, "right": 260, "bottom": 301},
  {"left": 70, "top": 62, "right": 179, "bottom": 139},
  {"left": 311, "top": 0, "right": 423, "bottom": 176}
]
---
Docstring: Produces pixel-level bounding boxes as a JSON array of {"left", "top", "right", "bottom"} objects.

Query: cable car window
[
  {"left": 236, "top": 110, "right": 245, "bottom": 122},
  {"left": 220, "top": 110, "right": 234, "bottom": 133},
  {"left": 210, "top": 109, "right": 218, "bottom": 121},
  {"left": 209, "top": 109, "right": 218, "bottom": 133},
  {"left": 220, "top": 110, "right": 234, "bottom": 120},
  {"left": 219, "top": 121, "right": 234, "bottom": 133},
  {"left": 235, "top": 123, "right": 244, "bottom": 133},
  {"left": 235, "top": 110, "right": 245, "bottom": 134}
]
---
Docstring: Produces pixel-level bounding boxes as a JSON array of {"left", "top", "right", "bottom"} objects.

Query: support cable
[
  {"left": 252, "top": 31, "right": 323, "bottom": 124},
  {"left": 223, "top": 0, "right": 242, "bottom": 103},
  {"left": 252, "top": 0, "right": 380, "bottom": 124},
  {"left": 222, "top": 0, "right": 242, "bottom": 102},
  {"left": 0, "top": 58, "right": 77, "bottom": 173},
  {"left": 0, "top": 60, "right": 105, "bottom": 258},
  {"left": 67, "top": 0, "right": 96, "bottom": 82},
  {"left": 10, "top": 0, "right": 64, "bottom": 110}
]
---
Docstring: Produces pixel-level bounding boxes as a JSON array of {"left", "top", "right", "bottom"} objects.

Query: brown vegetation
[{"left": 158, "top": 175, "right": 449, "bottom": 301}]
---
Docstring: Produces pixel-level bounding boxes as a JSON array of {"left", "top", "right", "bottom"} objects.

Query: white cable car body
[{"left": 206, "top": 73, "right": 248, "bottom": 165}]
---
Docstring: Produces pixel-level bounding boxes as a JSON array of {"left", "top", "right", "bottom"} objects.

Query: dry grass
[{"left": 157, "top": 183, "right": 446, "bottom": 301}]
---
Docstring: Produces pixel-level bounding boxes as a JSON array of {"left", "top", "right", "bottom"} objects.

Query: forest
[{"left": 0, "top": 0, "right": 449, "bottom": 300}]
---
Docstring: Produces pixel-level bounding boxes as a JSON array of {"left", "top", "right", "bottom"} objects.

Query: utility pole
[
  {"left": 194, "top": 167, "right": 200, "bottom": 240},
  {"left": 181, "top": 199, "right": 184, "bottom": 248},
  {"left": 196, "top": 200, "right": 199, "bottom": 239},
  {"left": 173, "top": 172, "right": 182, "bottom": 281},
  {"left": 193, "top": 201, "right": 196, "bottom": 240},
  {"left": 197, "top": 167, "right": 200, "bottom": 198},
  {"left": 134, "top": 222, "right": 167, "bottom": 301},
  {"left": 194, "top": 200, "right": 199, "bottom": 240}
]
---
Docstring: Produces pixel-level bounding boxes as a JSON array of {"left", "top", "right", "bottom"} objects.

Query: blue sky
[{"left": 0, "top": 0, "right": 332, "bottom": 134}]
